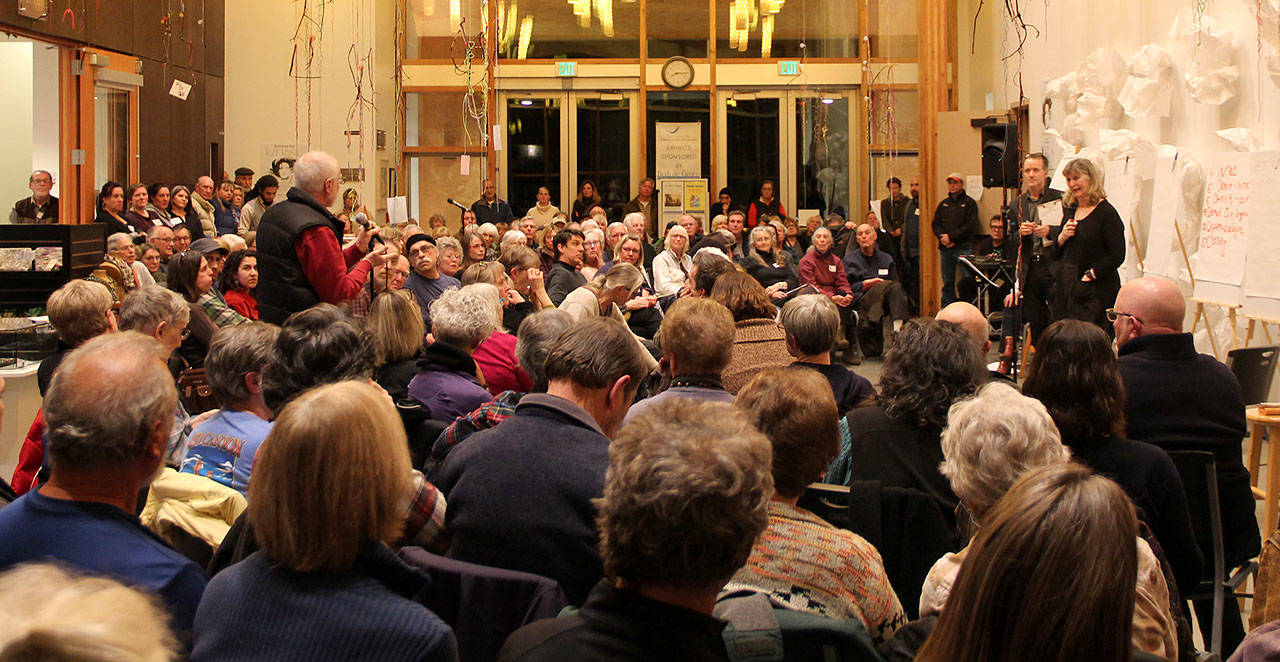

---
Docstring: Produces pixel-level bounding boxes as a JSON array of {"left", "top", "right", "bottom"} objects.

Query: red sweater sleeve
[{"left": 295, "top": 226, "right": 372, "bottom": 304}]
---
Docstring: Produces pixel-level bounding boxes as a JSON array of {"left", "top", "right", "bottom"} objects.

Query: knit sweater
[
  {"left": 723, "top": 318, "right": 793, "bottom": 394},
  {"left": 725, "top": 501, "right": 906, "bottom": 646},
  {"left": 191, "top": 545, "right": 457, "bottom": 662}
]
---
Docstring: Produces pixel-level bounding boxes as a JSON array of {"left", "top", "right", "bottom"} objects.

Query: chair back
[
  {"left": 799, "top": 481, "right": 957, "bottom": 619},
  {"left": 714, "top": 590, "right": 881, "bottom": 662},
  {"left": 1226, "top": 345, "right": 1280, "bottom": 406},
  {"left": 1166, "top": 451, "right": 1225, "bottom": 581},
  {"left": 399, "top": 546, "right": 568, "bottom": 662}
]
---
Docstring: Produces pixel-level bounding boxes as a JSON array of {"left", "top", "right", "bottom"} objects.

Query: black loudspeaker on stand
[{"left": 981, "top": 123, "right": 1020, "bottom": 189}]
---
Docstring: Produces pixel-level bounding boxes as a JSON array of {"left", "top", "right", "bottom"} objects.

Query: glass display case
[
  {"left": 0, "top": 224, "right": 104, "bottom": 312},
  {"left": 0, "top": 316, "right": 55, "bottom": 370}
]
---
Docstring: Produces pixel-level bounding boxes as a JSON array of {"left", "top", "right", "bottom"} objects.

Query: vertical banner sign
[{"left": 655, "top": 122, "right": 702, "bottom": 179}]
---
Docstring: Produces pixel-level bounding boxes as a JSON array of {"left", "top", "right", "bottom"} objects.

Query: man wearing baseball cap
[
  {"left": 931, "top": 173, "right": 979, "bottom": 306},
  {"left": 403, "top": 232, "right": 460, "bottom": 328}
]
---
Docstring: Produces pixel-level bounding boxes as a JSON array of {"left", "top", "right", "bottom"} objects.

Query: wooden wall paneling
[
  {"left": 205, "top": 74, "right": 225, "bottom": 180},
  {"left": 58, "top": 48, "right": 80, "bottom": 223},
  {"left": 130, "top": 1, "right": 168, "bottom": 62},
  {"left": 204, "top": 0, "right": 224, "bottom": 77},
  {"left": 170, "top": 72, "right": 208, "bottom": 186},
  {"left": 86, "top": 0, "right": 133, "bottom": 56},
  {"left": 138, "top": 57, "right": 174, "bottom": 185}
]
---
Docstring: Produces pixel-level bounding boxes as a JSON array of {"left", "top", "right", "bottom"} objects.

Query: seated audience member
[
  {"left": 461, "top": 259, "right": 534, "bottom": 341},
  {"left": 623, "top": 297, "right": 736, "bottom": 425},
  {"left": 179, "top": 323, "right": 279, "bottom": 497},
  {"left": 429, "top": 310, "right": 573, "bottom": 470},
  {"left": 799, "top": 227, "right": 860, "bottom": 363},
  {"left": 729, "top": 368, "right": 906, "bottom": 646},
  {"left": 835, "top": 319, "right": 986, "bottom": 525},
  {"left": 172, "top": 225, "right": 193, "bottom": 253},
  {"left": 1022, "top": 319, "right": 1203, "bottom": 603},
  {"left": 499, "top": 243, "right": 554, "bottom": 332},
  {"left": 0, "top": 333, "right": 208, "bottom": 635},
  {"left": 146, "top": 224, "right": 175, "bottom": 280},
  {"left": 545, "top": 228, "right": 587, "bottom": 306},
  {"left": 107, "top": 232, "right": 147, "bottom": 289},
  {"left": 779, "top": 294, "right": 874, "bottom": 415},
  {"left": 0, "top": 564, "right": 178, "bottom": 660},
  {"left": 37, "top": 280, "right": 116, "bottom": 397},
  {"left": 403, "top": 233, "right": 461, "bottom": 329},
  {"left": 536, "top": 226, "right": 557, "bottom": 272},
  {"left": 686, "top": 250, "right": 737, "bottom": 298},
  {"left": 191, "top": 382, "right": 457, "bottom": 662},
  {"left": 344, "top": 251, "right": 410, "bottom": 321},
  {"left": 599, "top": 234, "right": 662, "bottom": 339},
  {"left": 918, "top": 382, "right": 1176, "bottom": 659},
  {"left": 168, "top": 250, "right": 243, "bottom": 368},
  {"left": 1114, "top": 277, "right": 1259, "bottom": 651},
  {"left": 580, "top": 228, "right": 606, "bottom": 281},
  {"left": 12, "top": 280, "right": 117, "bottom": 494},
  {"left": 408, "top": 287, "right": 496, "bottom": 422},
  {"left": 844, "top": 223, "right": 910, "bottom": 355},
  {"left": 741, "top": 225, "right": 798, "bottom": 301},
  {"left": 711, "top": 271, "right": 792, "bottom": 393},
  {"left": 436, "top": 236, "right": 464, "bottom": 278},
  {"left": 498, "top": 399, "right": 773, "bottom": 660},
  {"left": 559, "top": 263, "right": 659, "bottom": 373},
  {"left": 9, "top": 169, "right": 58, "bottom": 223},
  {"left": 433, "top": 318, "right": 650, "bottom": 605},
  {"left": 652, "top": 225, "right": 693, "bottom": 297},
  {"left": 369, "top": 291, "right": 426, "bottom": 403},
  {"left": 501, "top": 228, "right": 527, "bottom": 249},
  {"left": 973, "top": 213, "right": 1015, "bottom": 261},
  {"left": 935, "top": 301, "right": 1007, "bottom": 381},
  {"left": 116, "top": 286, "right": 196, "bottom": 464},
  {"left": 915, "top": 464, "right": 1144, "bottom": 662},
  {"left": 464, "top": 282, "right": 532, "bottom": 396},
  {"left": 219, "top": 250, "right": 259, "bottom": 320}
]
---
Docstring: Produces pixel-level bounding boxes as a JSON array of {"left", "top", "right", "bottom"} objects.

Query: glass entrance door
[{"left": 500, "top": 91, "right": 637, "bottom": 220}]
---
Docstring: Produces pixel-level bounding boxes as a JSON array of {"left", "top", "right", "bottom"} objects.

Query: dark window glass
[
  {"left": 576, "top": 98, "right": 631, "bottom": 211},
  {"left": 506, "top": 98, "right": 561, "bottom": 213},
  {"left": 725, "top": 97, "right": 779, "bottom": 213}
]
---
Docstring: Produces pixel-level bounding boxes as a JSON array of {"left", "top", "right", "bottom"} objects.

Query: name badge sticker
[
  {"left": 828, "top": 265, "right": 837, "bottom": 272},
  {"left": 878, "top": 268, "right": 889, "bottom": 276}
]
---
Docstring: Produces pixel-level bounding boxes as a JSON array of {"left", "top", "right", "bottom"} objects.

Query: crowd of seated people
[{"left": 0, "top": 156, "right": 1268, "bottom": 661}]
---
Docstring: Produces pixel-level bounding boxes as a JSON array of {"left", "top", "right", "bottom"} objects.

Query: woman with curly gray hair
[
  {"left": 406, "top": 286, "right": 496, "bottom": 422},
  {"left": 833, "top": 318, "right": 985, "bottom": 529}
]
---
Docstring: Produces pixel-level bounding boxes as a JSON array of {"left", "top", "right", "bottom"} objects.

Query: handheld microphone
[
  {"left": 353, "top": 212, "right": 384, "bottom": 247},
  {"left": 446, "top": 198, "right": 469, "bottom": 211}
]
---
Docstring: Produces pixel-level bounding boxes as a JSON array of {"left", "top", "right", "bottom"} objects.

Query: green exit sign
[
  {"left": 778, "top": 60, "right": 800, "bottom": 76},
  {"left": 556, "top": 61, "right": 577, "bottom": 77}
]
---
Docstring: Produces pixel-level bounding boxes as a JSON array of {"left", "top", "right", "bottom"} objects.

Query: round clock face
[{"left": 662, "top": 57, "right": 695, "bottom": 89}]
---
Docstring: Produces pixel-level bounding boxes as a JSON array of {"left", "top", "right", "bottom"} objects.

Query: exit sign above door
[
  {"left": 778, "top": 60, "right": 800, "bottom": 76},
  {"left": 556, "top": 61, "right": 577, "bottom": 77}
]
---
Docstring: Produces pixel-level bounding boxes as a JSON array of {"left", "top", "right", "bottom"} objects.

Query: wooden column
[
  {"left": 638, "top": 0, "right": 648, "bottom": 177},
  {"left": 916, "top": 0, "right": 947, "bottom": 316},
  {"left": 485, "top": 0, "right": 498, "bottom": 182}
]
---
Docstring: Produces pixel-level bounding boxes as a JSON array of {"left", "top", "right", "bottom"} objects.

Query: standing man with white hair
[
  {"left": 471, "top": 178, "right": 515, "bottom": 228},
  {"left": 255, "top": 150, "right": 391, "bottom": 324},
  {"left": 623, "top": 212, "right": 656, "bottom": 271}
]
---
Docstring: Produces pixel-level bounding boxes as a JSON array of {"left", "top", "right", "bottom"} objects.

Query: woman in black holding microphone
[{"left": 1052, "top": 158, "right": 1126, "bottom": 334}]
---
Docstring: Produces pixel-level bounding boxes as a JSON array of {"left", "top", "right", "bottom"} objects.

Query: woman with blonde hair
[
  {"left": 0, "top": 563, "right": 178, "bottom": 662},
  {"left": 651, "top": 225, "right": 692, "bottom": 297},
  {"left": 368, "top": 291, "right": 425, "bottom": 403},
  {"left": 192, "top": 381, "right": 457, "bottom": 661},
  {"left": 1052, "top": 157, "right": 1126, "bottom": 331}
]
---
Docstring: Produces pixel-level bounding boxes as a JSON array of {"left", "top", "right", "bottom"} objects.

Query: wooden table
[{"left": 1248, "top": 408, "right": 1280, "bottom": 532}]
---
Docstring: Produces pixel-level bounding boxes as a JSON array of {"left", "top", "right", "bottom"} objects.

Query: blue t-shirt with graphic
[{"left": 179, "top": 409, "right": 272, "bottom": 496}]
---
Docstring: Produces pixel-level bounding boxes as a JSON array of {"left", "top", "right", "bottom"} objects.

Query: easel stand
[
  {"left": 1190, "top": 297, "right": 1241, "bottom": 361},
  {"left": 1245, "top": 316, "right": 1280, "bottom": 347}
]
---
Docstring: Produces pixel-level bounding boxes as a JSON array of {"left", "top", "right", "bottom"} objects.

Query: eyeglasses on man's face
[{"left": 1105, "top": 308, "right": 1142, "bottom": 325}]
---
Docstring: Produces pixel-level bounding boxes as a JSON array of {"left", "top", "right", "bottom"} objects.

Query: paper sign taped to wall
[
  {"left": 168, "top": 79, "right": 192, "bottom": 101},
  {"left": 387, "top": 196, "right": 408, "bottom": 225},
  {"left": 492, "top": 125, "right": 503, "bottom": 151},
  {"left": 460, "top": 155, "right": 470, "bottom": 176},
  {"left": 965, "top": 175, "right": 984, "bottom": 200}
]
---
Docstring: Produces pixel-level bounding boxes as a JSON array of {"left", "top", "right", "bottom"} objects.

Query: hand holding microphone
[{"left": 353, "top": 212, "right": 385, "bottom": 250}]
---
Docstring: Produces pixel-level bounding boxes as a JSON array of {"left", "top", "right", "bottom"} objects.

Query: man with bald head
[
  {"left": 256, "top": 150, "right": 390, "bottom": 323},
  {"left": 1115, "top": 276, "right": 1258, "bottom": 649},
  {"left": 192, "top": 175, "right": 218, "bottom": 238},
  {"left": 937, "top": 301, "right": 1011, "bottom": 382},
  {"left": 0, "top": 332, "right": 208, "bottom": 634},
  {"left": 471, "top": 178, "right": 514, "bottom": 227}
]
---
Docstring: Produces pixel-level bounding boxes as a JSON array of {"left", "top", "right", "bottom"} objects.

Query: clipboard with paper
[{"left": 1037, "top": 199, "right": 1064, "bottom": 227}]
